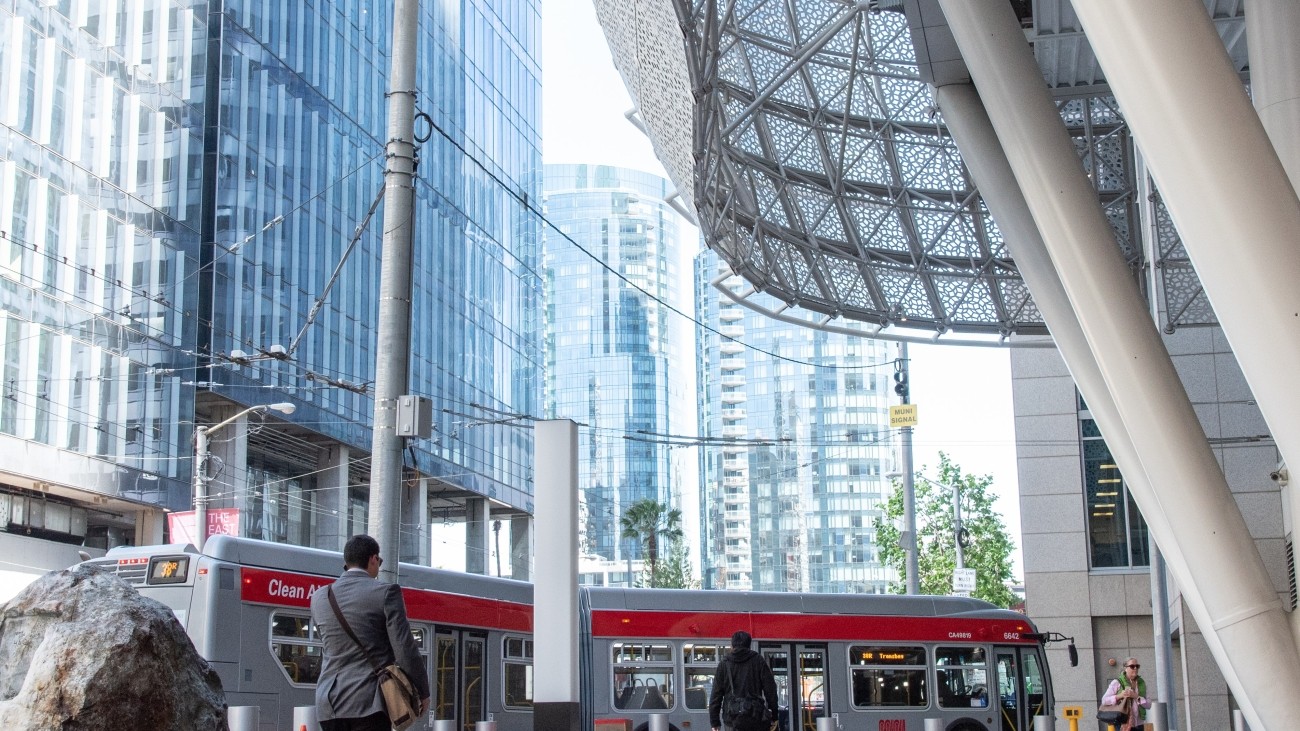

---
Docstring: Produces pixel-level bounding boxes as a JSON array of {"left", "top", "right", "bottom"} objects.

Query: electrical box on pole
[{"left": 396, "top": 395, "right": 432, "bottom": 439}]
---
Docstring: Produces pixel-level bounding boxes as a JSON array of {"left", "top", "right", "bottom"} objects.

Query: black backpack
[{"left": 721, "top": 660, "right": 770, "bottom": 725}]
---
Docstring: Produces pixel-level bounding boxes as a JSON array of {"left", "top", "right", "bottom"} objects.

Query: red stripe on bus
[
  {"left": 402, "top": 587, "right": 533, "bottom": 632},
  {"left": 589, "top": 609, "right": 1038, "bottom": 644},
  {"left": 239, "top": 567, "right": 532, "bottom": 632}
]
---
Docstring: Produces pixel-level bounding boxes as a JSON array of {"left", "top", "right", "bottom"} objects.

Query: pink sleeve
[{"left": 1101, "top": 679, "right": 1122, "bottom": 705}]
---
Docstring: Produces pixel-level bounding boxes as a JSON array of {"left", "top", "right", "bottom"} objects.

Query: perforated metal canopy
[{"left": 592, "top": 0, "right": 1249, "bottom": 342}]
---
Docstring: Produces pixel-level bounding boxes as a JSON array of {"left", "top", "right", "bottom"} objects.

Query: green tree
[
  {"left": 640, "top": 538, "right": 699, "bottom": 589},
  {"left": 873, "top": 452, "right": 1019, "bottom": 607},
  {"left": 620, "top": 498, "right": 683, "bottom": 578}
]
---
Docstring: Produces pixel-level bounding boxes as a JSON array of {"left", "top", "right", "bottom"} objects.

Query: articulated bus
[{"left": 86, "top": 536, "right": 1067, "bottom": 731}]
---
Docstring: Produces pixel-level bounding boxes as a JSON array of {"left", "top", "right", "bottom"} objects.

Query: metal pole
[
  {"left": 368, "top": 0, "right": 420, "bottom": 584},
  {"left": 193, "top": 426, "right": 209, "bottom": 551},
  {"left": 898, "top": 343, "right": 919, "bottom": 594},
  {"left": 1150, "top": 535, "right": 1177, "bottom": 730},
  {"left": 953, "top": 480, "right": 964, "bottom": 570}
]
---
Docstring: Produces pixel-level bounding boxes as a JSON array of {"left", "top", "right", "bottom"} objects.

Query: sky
[{"left": 540, "top": 1, "right": 1024, "bottom": 579}]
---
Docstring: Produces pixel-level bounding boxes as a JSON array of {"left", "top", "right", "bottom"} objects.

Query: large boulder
[{"left": 0, "top": 563, "right": 227, "bottom": 730}]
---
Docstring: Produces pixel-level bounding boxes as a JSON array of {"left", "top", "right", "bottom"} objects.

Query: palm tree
[{"left": 620, "top": 498, "right": 683, "bottom": 577}]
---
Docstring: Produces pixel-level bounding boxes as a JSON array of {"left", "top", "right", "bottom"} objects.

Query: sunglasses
[{"left": 1125, "top": 664, "right": 1140, "bottom": 669}]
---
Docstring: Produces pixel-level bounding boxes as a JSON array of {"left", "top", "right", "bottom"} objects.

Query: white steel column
[
  {"left": 1069, "top": 4, "right": 1300, "bottom": 617},
  {"left": 1247, "top": 0, "right": 1300, "bottom": 192},
  {"left": 935, "top": 81, "right": 1179, "bottom": 694},
  {"left": 533, "top": 420, "right": 580, "bottom": 730},
  {"left": 940, "top": 3, "right": 1300, "bottom": 729}
]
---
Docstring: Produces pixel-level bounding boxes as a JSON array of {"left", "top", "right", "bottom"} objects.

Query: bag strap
[{"left": 326, "top": 585, "right": 386, "bottom": 674}]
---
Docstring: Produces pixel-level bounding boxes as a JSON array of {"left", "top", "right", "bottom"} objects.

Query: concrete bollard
[
  {"left": 475, "top": 722, "right": 497, "bottom": 731},
  {"left": 924, "top": 719, "right": 945, "bottom": 731},
  {"left": 1233, "top": 708, "right": 1248, "bottom": 731},
  {"left": 433, "top": 721, "right": 457, "bottom": 731},
  {"left": 1034, "top": 714, "right": 1054, "bottom": 730},
  {"left": 292, "top": 705, "right": 320, "bottom": 731},
  {"left": 816, "top": 717, "right": 838, "bottom": 731},
  {"left": 647, "top": 714, "right": 670, "bottom": 731},
  {"left": 227, "top": 705, "right": 259, "bottom": 731}
]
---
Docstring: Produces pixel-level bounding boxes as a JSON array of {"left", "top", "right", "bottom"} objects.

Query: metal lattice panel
[
  {"left": 685, "top": 3, "right": 1044, "bottom": 336},
  {"left": 593, "top": 0, "right": 1236, "bottom": 339}
]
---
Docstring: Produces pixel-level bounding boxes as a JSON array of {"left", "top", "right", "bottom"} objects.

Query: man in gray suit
[{"left": 310, "top": 535, "right": 431, "bottom": 730}]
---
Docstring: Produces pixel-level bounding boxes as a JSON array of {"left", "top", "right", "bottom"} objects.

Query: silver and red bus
[{"left": 86, "top": 536, "right": 1067, "bottom": 731}]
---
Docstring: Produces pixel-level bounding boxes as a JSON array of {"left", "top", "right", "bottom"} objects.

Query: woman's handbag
[
  {"left": 327, "top": 587, "right": 423, "bottom": 730},
  {"left": 1097, "top": 698, "right": 1130, "bottom": 725}
]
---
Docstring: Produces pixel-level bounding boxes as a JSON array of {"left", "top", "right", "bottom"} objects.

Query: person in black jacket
[{"left": 709, "top": 630, "right": 779, "bottom": 731}]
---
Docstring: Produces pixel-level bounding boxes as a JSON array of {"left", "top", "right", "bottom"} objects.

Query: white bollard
[
  {"left": 292, "top": 705, "right": 320, "bottom": 731},
  {"left": 1233, "top": 709, "right": 1248, "bottom": 731},
  {"left": 227, "top": 705, "right": 259, "bottom": 731},
  {"left": 924, "top": 719, "right": 945, "bottom": 731},
  {"left": 648, "top": 713, "right": 670, "bottom": 731},
  {"left": 1034, "top": 714, "right": 1054, "bottom": 730},
  {"left": 816, "top": 717, "right": 838, "bottom": 731},
  {"left": 433, "top": 721, "right": 457, "bottom": 731},
  {"left": 475, "top": 722, "right": 497, "bottom": 731}
]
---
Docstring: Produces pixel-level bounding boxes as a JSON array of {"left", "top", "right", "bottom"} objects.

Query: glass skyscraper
[
  {"left": 542, "top": 164, "right": 695, "bottom": 569},
  {"left": 0, "top": 1, "right": 540, "bottom": 565},
  {"left": 695, "top": 249, "right": 898, "bottom": 594}
]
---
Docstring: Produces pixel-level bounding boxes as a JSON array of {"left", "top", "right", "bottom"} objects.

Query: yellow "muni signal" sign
[{"left": 889, "top": 404, "right": 918, "bottom": 428}]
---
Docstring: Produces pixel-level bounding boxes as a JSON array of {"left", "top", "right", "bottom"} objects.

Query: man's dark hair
[
  {"left": 343, "top": 534, "right": 381, "bottom": 569},
  {"left": 731, "top": 630, "right": 752, "bottom": 650}
]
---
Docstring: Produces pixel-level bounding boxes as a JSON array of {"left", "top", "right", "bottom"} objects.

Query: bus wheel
[
  {"left": 633, "top": 723, "right": 681, "bottom": 731},
  {"left": 946, "top": 719, "right": 989, "bottom": 731}
]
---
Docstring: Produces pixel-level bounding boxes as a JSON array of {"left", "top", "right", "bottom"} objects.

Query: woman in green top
[{"left": 1101, "top": 657, "right": 1152, "bottom": 730}]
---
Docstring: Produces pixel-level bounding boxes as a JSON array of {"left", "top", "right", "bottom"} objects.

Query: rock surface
[{"left": 0, "top": 563, "right": 227, "bottom": 730}]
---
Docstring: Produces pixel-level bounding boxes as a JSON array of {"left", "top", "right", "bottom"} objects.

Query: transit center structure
[{"left": 592, "top": 0, "right": 1300, "bottom": 728}]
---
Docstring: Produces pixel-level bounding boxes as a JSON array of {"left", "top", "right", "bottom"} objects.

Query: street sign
[
  {"left": 889, "top": 404, "right": 918, "bottom": 428},
  {"left": 953, "top": 567, "right": 977, "bottom": 593}
]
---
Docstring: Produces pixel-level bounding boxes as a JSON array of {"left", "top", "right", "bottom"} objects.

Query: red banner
[{"left": 168, "top": 509, "right": 240, "bottom": 545}]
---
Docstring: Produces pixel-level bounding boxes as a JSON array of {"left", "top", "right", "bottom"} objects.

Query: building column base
[{"left": 531, "top": 702, "right": 581, "bottom": 731}]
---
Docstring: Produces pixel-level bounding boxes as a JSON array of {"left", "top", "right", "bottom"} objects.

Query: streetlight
[{"left": 193, "top": 402, "right": 296, "bottom": 551}]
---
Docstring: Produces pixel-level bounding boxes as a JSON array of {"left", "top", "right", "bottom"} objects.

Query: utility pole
[
  {"left": 895, "top": 343, "right": 919, "bottom": 594},
  {"left": 368, "top": 0, "right": 420, "bottom": 583},
  {"left": 953, "top": 480, "right": 965, "bottom": 570}
]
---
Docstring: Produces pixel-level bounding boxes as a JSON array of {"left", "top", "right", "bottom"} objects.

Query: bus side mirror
[{"left": 1068, "top": 643, "right": 1078, "bottom": 667}]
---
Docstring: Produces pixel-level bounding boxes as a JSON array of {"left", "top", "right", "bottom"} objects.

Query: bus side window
[
  {"left": 503, "top": 635, "right": 534, "bottom": 708},
  {"left": 683, "top": 643, "right": 726, "bottom": 711},
  {"left": 610, "top": 642, "right": 674, "bottom": 711},
  {"left": 271, "top": 611, "right": 323, "bottom": 685}
]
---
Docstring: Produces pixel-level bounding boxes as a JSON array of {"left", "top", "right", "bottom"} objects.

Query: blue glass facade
[
  {"left": 542, "top": 164, "right": 694, "bottom": 563},
  {"left": 695, "top": 249, "right": 897, "bottom": 593},
  {"left": 0, "top": 0, "right": 208, "bottom": 535},
  {"left": 207, "top": 1, "right": 542, "bottom": 513},
  {"left": 0, "top": 0, "right": 540, "bottom": 546}
]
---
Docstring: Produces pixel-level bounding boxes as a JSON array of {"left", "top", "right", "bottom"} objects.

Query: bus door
[
  {"left": 993, "top": 647, "right": 1047, "bottom": 731},
  {"left": 434, "top": 628, "right": 487, "bottom": 731},
  {"left": 760, "top": 644, "right": 827, "bottom": 731}
]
